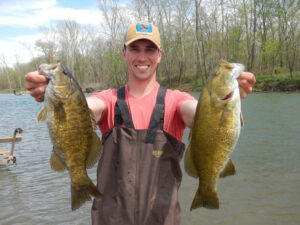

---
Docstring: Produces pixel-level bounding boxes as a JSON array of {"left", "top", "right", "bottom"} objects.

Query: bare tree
[
  {"left": 98, "top": 0, "right": 129, "bottom": 87},
  {"left": 133, "top": 0, "right": 156, "bottom": 22},
  {"left": 0, "top": 55, "right": 12, "bottom": 91}
]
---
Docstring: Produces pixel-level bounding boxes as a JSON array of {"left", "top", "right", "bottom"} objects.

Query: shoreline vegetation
[
  {"left": 1, "top": 1, "right": 299, "bottom": 96},
  {"left": 1, "top": 71, "right": 299, "bottom": 94},
  {"left": 168, "top": 72, "right": 300, "bottom": 93}
]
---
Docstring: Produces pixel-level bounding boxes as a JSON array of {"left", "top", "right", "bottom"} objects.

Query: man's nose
[{"left": 137, "top": 50, "right": 147, "bottom": 61}]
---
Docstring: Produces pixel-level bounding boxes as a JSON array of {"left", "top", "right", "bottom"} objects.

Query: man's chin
[{"left": 134, "top": 73, "right": 153, "bottom": 80}]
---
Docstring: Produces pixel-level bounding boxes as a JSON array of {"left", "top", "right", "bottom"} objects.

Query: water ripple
[{"left": 1, "top": 93, "right": 300, "bottom": 225}]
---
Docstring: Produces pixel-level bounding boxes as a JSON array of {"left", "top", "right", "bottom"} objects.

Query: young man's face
[{"left": 123, "top": 39, "right": 162, "bottom": 81}]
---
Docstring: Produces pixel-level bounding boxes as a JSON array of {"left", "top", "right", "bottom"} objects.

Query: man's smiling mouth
[{"left": 136, "top": 65, "right": 149, "bottom": 69}]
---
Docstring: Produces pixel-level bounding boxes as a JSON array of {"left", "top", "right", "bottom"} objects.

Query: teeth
[{"left": 137, "top": 66, "right": 148, "bottom": 69}]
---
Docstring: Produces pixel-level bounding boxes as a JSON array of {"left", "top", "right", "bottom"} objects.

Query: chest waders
[{"left": 92, "top": 86, "right": 185, "bottom": 225}]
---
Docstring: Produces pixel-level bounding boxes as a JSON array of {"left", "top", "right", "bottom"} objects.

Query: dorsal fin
[{"left": 219, "top": 59, "right": 234, "bottom": 70}]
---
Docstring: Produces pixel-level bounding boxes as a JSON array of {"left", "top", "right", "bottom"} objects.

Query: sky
[{"left": 0, "top": 0, "right": 113, "bottom": 67}]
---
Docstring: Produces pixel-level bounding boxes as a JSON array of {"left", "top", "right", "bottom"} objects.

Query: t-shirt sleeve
[{"left": 173, "top": 90, "right": 196, "bottom": 112}]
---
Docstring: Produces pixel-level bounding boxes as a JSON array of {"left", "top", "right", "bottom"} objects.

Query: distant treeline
[{"left": 0, "top": 0, "right": 299, "bottom": 92}]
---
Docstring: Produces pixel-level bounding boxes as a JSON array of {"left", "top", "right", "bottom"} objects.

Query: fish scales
[
  {"left": 38, "top": 63, "right": 102, "bottom": 211},
  {"left": 185, "top": 60, "right": 244, "bottom": 211}
]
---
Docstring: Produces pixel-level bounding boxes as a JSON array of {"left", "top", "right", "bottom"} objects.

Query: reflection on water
[{"left": 0, "top": 93, "right": 299, "bottom": 225}]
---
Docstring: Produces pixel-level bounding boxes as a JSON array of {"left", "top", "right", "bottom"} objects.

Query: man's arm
[
  {"left": 86, "top": 97, "right": 106, "bottom": 123},
  {"left": 180, "top": 72, "right": 256, "bottom": 128},
  {"left": 25, "top": 71, "right": 106, "bottom": 123},
  {"left": 180, "top": 100, "right": 198, "bottom": 128}
]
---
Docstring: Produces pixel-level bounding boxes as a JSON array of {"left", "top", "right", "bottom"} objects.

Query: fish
[
  {"left": 184, "top": 59, "right": 244, "bottom": 211},
  {"left": 37, "top": 63, "right": 102, "bottom": 211}
]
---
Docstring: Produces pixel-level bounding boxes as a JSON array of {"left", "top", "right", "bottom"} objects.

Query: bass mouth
[{"left": 221, "top": 91, "right": 234, "bottom": 101}]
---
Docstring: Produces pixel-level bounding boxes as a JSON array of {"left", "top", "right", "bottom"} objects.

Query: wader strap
[
  {"left": 145, "top": 86, "right": 166, "bottom": 143},
  {"left": 114, "top": 86, "right": 135, "bottom": 128}
]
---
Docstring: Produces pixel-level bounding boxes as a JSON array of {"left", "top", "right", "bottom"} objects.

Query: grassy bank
[
  {"left": 162, "top": 71, "right": 300, "bottom": 93},
  {"left": 253, "top": 72, "right": 300, "bottom": 92},
  {"left": 1, "top": 72, "right": 300, "bottom": 94}
]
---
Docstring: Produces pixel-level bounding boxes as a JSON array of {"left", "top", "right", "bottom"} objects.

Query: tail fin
[
  {"left": 190, "top": 187, "right": 219, "bottom": 211},
  {"left": 71, "top": 175, "right": 102, "bottom": 211}
]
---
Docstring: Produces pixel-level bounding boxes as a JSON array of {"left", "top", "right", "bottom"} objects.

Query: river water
[{"left": 0, "top": 93, "right": 299, "bottom": 225}]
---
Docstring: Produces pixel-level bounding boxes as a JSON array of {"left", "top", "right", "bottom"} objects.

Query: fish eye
[{"left": 60, "top": 63, "right": 69, "bottom": 75}]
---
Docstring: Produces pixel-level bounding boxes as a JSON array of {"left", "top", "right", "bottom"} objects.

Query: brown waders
[{"left": 91, "top": 86, "right": 185, "bottom": 225}]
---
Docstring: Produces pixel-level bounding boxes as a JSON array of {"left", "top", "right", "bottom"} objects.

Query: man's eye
[{"left": 146, "top": 48, "right": 156, "bottom": 53}]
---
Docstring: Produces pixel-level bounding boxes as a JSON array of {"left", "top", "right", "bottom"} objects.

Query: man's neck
[{"left": 127, "top": 76, "right": 157, "bottom": 98}]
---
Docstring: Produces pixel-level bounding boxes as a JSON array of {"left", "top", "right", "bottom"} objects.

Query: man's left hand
[{"left": 237, "top": 72, "right": 256, "bottom": 98}]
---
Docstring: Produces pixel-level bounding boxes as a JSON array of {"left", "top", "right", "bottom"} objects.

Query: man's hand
[
  {"left": 237, "top": 72, "right": 256, "bottom": 98},
  {"left": 25, "top": 71, "right": 49, "bottom": 102}
]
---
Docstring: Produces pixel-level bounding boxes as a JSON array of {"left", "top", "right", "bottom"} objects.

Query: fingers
[
  {"left": 29, "top": 86, "right": 47, "bottom": 102},
  {"left": 239, "top": 85, "right": 252, "bottom": 99},
  {"left": 237, "top": 72, "right": 256, "bottom": 99},
  {"left": 238, "top": 72, "right": 256, "bottom": 86},
  {"left": 25, "top": 71, "right": 49, "bottom": 84},
  {"left": 25, "top": 70, "right": 49, "bottom": 102},
  {"left": 25, "top": 79, "right": 47, "bottom": 90}
]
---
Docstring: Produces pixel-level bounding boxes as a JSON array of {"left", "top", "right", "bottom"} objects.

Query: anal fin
[{"left": 219, "top": 158, "right": 236, "bottom": 178}]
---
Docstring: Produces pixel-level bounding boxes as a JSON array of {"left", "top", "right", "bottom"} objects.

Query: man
[{"left": 26, "top": 21, "right": 256, "bottom": 225}]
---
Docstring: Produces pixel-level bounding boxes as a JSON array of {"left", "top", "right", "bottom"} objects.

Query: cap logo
[{"left": 136, "top": 23, "right": 152, "bottom": 35}]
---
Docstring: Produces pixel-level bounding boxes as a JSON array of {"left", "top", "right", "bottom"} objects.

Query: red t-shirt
[{"left": 91, "top": 82, "right": 195, "bottom": 141}]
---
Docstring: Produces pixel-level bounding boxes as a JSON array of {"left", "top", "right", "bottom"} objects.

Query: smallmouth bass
[
  {"left": 185, "top": 60, "right": 244, "bottom": 210},
  {"left": 38, "top": 63, "right": 102, "bottom": 210}
]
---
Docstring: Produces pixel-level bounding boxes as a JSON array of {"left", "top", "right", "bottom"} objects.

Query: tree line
[{"left": 0, "top": 0, "right": 299, "bottom": 92}]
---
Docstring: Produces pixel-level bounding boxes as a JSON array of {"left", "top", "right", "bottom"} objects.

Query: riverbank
[
  {"left": 0, "top": 89, "right": 28, "bottom": 94},
  {"left": 1, "top": 72, "right": 299, "bottom": 94},
  {"left": 163, "top": 71, "right": 300, "bottom": 93},
  {"left": 253, "top": 73, "right": 300, "bottom": 92}
]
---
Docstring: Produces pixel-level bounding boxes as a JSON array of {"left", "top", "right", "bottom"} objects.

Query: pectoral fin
[
  {"left": 37, "top": 106, "right": 47, "bottom": 122},
  {"left": 240, "top": 112, "right": 244, "bottom": 128},
  {"left": 86, "top": 133, "right": 102, "bottom": 168},
  {"left": 219, "top": 158, "right": 236, "bottom": 178},
  {"left": 56, "top": 106, "right": 66, "bottom": 120},
  {"left": 50, "top": 149, "right": 66, "bottom": 172}
]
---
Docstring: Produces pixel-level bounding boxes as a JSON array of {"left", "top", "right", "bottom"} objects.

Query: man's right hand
[{"left": 25, "top": 70, "right": 49, "bottom": 102}]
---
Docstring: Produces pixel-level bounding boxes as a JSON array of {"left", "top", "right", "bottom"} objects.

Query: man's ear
[
  {"left": 122, "top": 47, "right": 127, "bottom": 61},
  {"left": 157, "top": 49, "right": 163, "bottom": 63}
]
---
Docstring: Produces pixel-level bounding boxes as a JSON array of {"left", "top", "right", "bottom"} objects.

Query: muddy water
[{"left": 0, "top": 93, "right": 299, "bottom": 225}]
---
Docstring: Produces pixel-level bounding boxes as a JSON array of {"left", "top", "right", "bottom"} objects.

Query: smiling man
[
  {"left": 25, "top": 21, "right": 256, "bottom": 225},
  {"left": 123, "top": 40, "right": 162, "bottom": 82}
]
